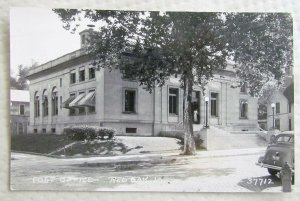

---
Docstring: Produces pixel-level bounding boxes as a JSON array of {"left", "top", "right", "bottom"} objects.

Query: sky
[{"left": 10, "top": 8, "right": 85, "bottom": 76}]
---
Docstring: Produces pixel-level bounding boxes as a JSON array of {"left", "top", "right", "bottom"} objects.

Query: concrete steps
[{"left": 200, "top": 126, "right": 268, "bottom": 150}]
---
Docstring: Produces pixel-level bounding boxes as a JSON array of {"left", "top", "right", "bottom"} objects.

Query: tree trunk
[{"left": 182, "top": 73, "right": 196, "bottom": 155}]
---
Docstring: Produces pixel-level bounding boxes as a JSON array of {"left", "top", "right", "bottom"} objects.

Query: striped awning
[
  {"left": 62, "top": 96, "right": 76, "bottom": 109},
  {"left": 69, "top": 93, "right": 85, "bottom": 107},
  {"left": 77, "top": 91, "right": 95, "bottom": 107}
]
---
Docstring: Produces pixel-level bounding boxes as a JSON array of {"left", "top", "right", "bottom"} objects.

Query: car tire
[{"left": 268, "top": 168, "right": 279, "bottom": 176}]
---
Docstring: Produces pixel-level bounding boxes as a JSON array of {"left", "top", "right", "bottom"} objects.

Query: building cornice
[{"left": 26, "top": 49, "right": 90, "bottom": 80}]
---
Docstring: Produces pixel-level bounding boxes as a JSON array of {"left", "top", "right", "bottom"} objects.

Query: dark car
[{"left": 256, "top": 131, "right": 294, "bottom": 177}]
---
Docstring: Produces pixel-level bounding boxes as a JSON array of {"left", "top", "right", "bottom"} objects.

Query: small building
[
  {"left": 10, "top": 89, "right": 30, "bottom": 135},
  {"left": 266, "top": 77, "right": 294, "bottom": 131},
  {"left": 26, "top": 30, "right": 258, "bottom": 135}
]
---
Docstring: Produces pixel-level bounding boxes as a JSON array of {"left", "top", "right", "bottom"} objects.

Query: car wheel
[{"left": 268, "top": 168, "right": 279, "bottom": 176}]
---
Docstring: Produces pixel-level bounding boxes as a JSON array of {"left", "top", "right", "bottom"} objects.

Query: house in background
[
  {"left": 26, "top": 29, "right": 258, "bottom": 135},
  {"left": 10, "top": 89, "right": 30, "bottom": 135},
  {"left": 266, "top": 77, "right": 294, "bottom": 131}
]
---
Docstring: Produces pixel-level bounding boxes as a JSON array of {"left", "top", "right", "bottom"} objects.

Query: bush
[
  {"left": 64, "top": 126, "right": 116, "bottom": 141},
  {"left": 194, "top": 131, "right": 204, "bottom": 149}
]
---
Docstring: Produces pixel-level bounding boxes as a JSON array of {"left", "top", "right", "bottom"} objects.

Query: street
[{"left": 10, "top": 150, "right": 285, "bottom": 192}]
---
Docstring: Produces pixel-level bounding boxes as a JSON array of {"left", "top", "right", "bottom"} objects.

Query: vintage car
[{"left": 256, "top": 131, "right": 294, "bottom": 177}]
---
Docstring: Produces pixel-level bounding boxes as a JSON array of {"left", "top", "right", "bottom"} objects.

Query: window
[
  {"left": 124, "top": 89, "right": 136, "bottom": 113},
  {"left": 42, "top": 90, "right": 48, "bottom": 116},
  {"left": 60, "top": 96, "right": 62, "bottom": 110},
  {"left": 34, "top": 129, "right": 38, "bottom": 134},
  {"left": 169, "top": 88, "right": 178, "bottom": 115},
  {"left": 18, "top": 123, "right": 24, "bottom": 135},
  {"left": 60, "top": 78, "right": 62, "bottom": 87},
  {"left": 52, "top": 88, "right": 58, "bottom": 116},
  {"left": 240, "top": 100, "right": 248, "bottom": 119},
  {"left": 210, "top": 93, "right": 218, "bottom": 116},
  {"left": 81, "top": 35, "right": 86, "bottom": 45},
  {"left": 69, "top": 93, "right": 76, "bottom": 116},
  {"left": 240, "top": 82, "right": 247, "bottom": 93},
  {"left": 79, "top": 68, "right": 85, "bottom": 82},
  {"left": 42, "top": 128, "right": 46, "bottom": 133},
  {"left": 78, "top": 92, "right": 85, "bottom": 115},
  {"left": 276, "top": 102, "right": 280, "bottom": 114},
  {"left": 288, "top": 102, "right": 292, "bottom": 113},
  {"left": 19, "top": 104, "right": 25, "bottom": 115},
  {"left": 70, "top": 72, "right": 76, "bottom": 84},
  {"left": 89, "top": 67, "right": 96, "bottom": 79},
  {"left": 275, "top": 119, "right": 280, "bottom": 130},
  {"left": 34, "top": 92, "right": 40, "bottom": 117},
  {"left": 289, "top": 119, "right": 292, "bottom": 131},
  {"left": 51, "top": 128, "right": 56, "bottom": 133},
  {"left": 88, "top": 90, "right": 96, "bottom": 113},
  {"left": 126, "top": 128, "right": 137, "bottom": 133}
]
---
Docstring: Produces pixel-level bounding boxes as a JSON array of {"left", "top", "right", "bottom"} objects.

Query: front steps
[{"left": 199, "top": 126, "right": 268, "bottom": 150}]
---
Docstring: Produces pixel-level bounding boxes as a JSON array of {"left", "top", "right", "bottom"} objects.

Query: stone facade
[{"left": 27, "top": 31, "right": 258, "bottom": 135}]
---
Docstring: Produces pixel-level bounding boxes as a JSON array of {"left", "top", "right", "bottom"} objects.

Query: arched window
[
  {"left": 42, "top": 90, "right": 48, "bottom": 116},
  {"left": 34, "top": 91, "right": 40, "bottom": 117},
  {"left": 52, "top": 87, "right": 58, "bottom": 116}
]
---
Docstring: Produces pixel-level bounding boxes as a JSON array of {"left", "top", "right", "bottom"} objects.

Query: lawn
[
  {"left": 11, "top": 135, "right": 182, "bottom": 157},
  {"left": 11, "top": 134, "right": 74, "bottom": 154}
]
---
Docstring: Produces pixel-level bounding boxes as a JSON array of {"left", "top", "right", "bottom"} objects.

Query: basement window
[
  {"left": 51, "top": 128, "right": 56, "bottom": 133},
  {"left": 126, "top": 128, "right": 137, "bottom": 133}
]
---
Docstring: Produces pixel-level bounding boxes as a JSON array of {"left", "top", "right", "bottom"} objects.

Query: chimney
[{"left": 79, "top": 25, "right": 95, "bottom": 48}]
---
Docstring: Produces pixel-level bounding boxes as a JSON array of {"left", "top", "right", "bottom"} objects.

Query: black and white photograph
[{"left": 9, "top": 7, "right": 294, "bottom": 192}]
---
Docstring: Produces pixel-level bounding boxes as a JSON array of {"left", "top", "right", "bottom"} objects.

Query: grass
[{"left": 11, "top": 134, "right": 74, "bottom": 154}]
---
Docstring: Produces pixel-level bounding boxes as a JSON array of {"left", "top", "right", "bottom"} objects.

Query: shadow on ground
[
  {"left": 54, "top": 140, "right": 145, "bottom": 156},
  {"left": 71, "top": 156, "right": 235, "bottom": 186}
]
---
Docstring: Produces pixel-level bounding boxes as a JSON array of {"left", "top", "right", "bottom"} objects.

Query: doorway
[{"left": 192, "top": 91, "right": 200, "bottom": 124}]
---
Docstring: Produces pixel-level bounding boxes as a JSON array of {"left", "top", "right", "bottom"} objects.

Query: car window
[{"left": 276, "top": 135, "right": 294, "bottom": 143}]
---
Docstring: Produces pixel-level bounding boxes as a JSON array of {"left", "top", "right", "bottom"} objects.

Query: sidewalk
[{"left": 57, "top": 147, "right": 266, "bottom": 166}]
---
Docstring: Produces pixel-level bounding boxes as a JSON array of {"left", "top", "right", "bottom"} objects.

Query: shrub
[
  {"left": 193, "top": 131, "right": 204, "bottom": 149},
  {"left": 64, "top": 126, "right": 116, "bottom": 141}
]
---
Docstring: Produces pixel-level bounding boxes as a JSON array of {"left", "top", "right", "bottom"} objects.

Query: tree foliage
[
  {"left": 10, "top": 65, "right": 30, "bottom": 90},
  {"left": 226, "top": 13, "right": 293, "bottom": 96}
]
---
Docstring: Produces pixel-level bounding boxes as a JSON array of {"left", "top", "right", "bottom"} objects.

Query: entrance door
[{"left": 192, "top": 91, "right": 200, "bottom": 124}]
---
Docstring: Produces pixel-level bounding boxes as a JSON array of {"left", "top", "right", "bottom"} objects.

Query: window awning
[
  {"left": 77, "top": 91, "right": 95, "bottom": 107},
  {"left": 62, "top": 96, "right": 76, "bottom": 109},
  {"left": 69, "top": 93, "right": 86, "bottom": 107}
]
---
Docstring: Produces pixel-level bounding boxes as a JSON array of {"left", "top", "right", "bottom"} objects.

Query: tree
[
  {"left": 54, "top": 10, "right": 292, "bottom": 155},
  {"left": 10, "top": 65, "right": 30, "bottom": 90},
  {"left": 225, "top": 13, "right": 293, "bottom": 96}
]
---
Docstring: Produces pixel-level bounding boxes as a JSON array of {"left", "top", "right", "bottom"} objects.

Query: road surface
[{"left": 10, "top": 151, "right": 285, "bottom": 192}]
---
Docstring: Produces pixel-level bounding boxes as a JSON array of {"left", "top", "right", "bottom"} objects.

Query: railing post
[{"left": 281, "top": 162, "right": 292, "bottom": 192}]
